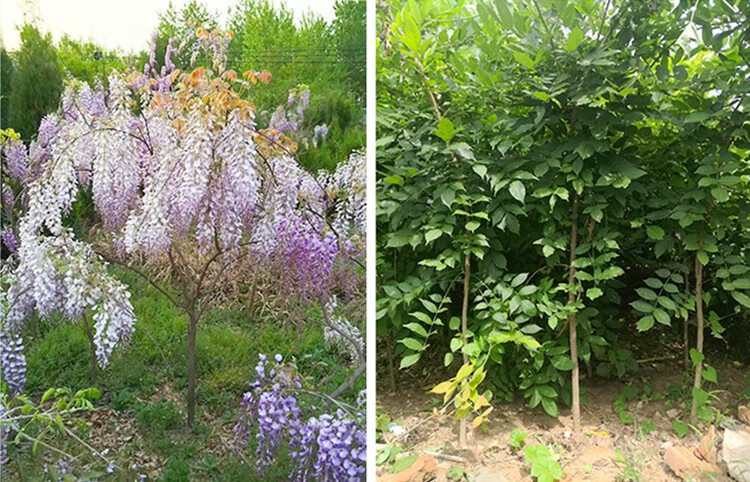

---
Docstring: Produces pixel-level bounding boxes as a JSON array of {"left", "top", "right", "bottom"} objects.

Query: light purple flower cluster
[
  {"left": 4, "top": 230, "right": 136, "bottom": 374},
  {"left": 272, "top": 214, "right": 339, "bottom": 304},
  {"left": 0, "top": 395, "right": 8, "bottom": 465},
  {"left": 268, "top": 88, "right": 311, "bottom": 137},
  {"left": 0, "top": 330, "right": 26, "bottom": 394},
  {"left": 323, "top": 307, "right": 364, "bottom": 366},
  {"left": 313, "top": 124, "right": 329, "bottom": 144},
  {"left": 234, "top": 355, "right": 366, "bottom": 481},
  {"left": 1, "top": 230, "right": 18, "bottom": 253},
  {"left": 2, "top": 137, "right": 28, "bottom": 184},
  {"left": 234, "top": 354, "right": 303, "bottom": 475}
]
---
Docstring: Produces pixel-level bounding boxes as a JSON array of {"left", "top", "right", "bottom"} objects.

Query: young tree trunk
[
  {"left": 82, "top": 313, "right": 98, "bottom": 383},
  {"left": 187, "top": 312, "right": 198, "bottom": 427},
  {"left": 690, "top": 251, "right": 704, "bottom": 420},
  {"left": 459, "top": 252, "right": 471, "bottom": 448},
  {"left": 683, "top": 269, "right": 690, "bottom": 370},
  {"left": 568, "top": 195, "right": 581, "bottom": 431},
  {"left": 387, "top": 336, "right": 397, "bottom": 392}
]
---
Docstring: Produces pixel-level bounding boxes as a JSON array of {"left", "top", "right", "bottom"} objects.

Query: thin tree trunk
[
  {"left": 187, "top": 312, "right": 198, "bottom": 427},
  {"left": 690, "top": 251, "right": 704, "bottom": 420},
  {"left": 387, "top": 336, "right": 396, "bottom": 391},
  {"left": 459, "top": 253, "right": 471, "bottom": 448},
  {"left": 683, "top": 269, "right": 690, "bottom": 370},
  {"left": 568, "top": 195, "right": 581, "bottom": 431},
  {"left": 246, "top": 272, "right": 258, "bottom": 321},
  {"left": 82, "top": 313, "right": 98, "bottom": 383}
]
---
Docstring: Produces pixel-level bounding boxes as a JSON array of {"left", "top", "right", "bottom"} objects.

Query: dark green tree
[
  {"left": 333, "top": 0, "right": 366, "bottom": 96},
  {"left": 9, "top": 24, "right": 62, "bottom": 140},
  {"left": 1, "top": 49, "right": 13, "bottom": 129}
]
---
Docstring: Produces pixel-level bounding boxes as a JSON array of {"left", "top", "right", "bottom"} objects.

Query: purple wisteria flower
[{"left": 234, "top": 355, "right": 366, "bottom": 481}]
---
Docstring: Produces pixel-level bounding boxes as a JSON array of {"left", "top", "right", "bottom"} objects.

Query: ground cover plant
[
  {"left": 377, "top": 0, "right": 750, "bottom": 480},
  {"left": 0, "top": 1, "right": 366, "bottom": 479}
]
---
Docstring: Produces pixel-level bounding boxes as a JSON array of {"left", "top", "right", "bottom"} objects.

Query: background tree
[
  {"left": 0, "top": 49, "right": 13, "bottom": 129},
  {"left": 8, "top": 24, "right": 62, "bottom": 141}
]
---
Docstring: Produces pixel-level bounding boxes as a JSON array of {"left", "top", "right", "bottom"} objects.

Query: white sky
[{"left": 0, "top": 0, "right": 337, "bottom": 53}]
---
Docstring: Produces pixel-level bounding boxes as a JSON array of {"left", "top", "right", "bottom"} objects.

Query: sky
[{"left": 0, "top": 0, "right": 338, "bottom": 53}]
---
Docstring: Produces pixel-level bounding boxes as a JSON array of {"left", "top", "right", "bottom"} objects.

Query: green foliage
[
  {"left": 524, "top": 444, "right": 564, "bottom": 482},
  {"left": 57, "top": 35, "right": 125, "bottom": 86},
  {"left": 8, "top": 24, "right": 63, "bottom": 140},
  {"left": 1, "top": 49, "right": 13, "bottom": 129},
  {"left": 510, "top": 427, "right": 527, "bottom": 449},
  {"left": 377, "top": 0, "right": 750, "bottom": 424}
]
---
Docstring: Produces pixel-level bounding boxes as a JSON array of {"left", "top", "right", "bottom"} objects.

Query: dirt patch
[{"left": 377, "top": 359, "right": 750, "bottom": 481}]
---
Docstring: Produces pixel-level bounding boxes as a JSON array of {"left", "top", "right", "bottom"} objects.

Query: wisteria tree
[{"left": 1, "top": 26, "right": 365, "bottom": 427}]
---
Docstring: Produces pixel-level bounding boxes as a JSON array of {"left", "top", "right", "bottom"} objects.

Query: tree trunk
[
  {"left": 82, "top": 313, "right": 98, "bottom": 383},
  {"left": 459, "top": 252, "right": 471, "bottom": 448},
  {"left": 387, "top": 335, "right": 396, "bottom": 392},
  {"left": 683, "top": 269, "right": 690, "bottom": 370},
  {"left": 568, "top": 195, "right": 581, "bottom": 431},
  {"left": 690, "top": 251, "right": 704, "bottom": 420},
  {"left": 245, "top": 272, "right": 258, "bottom": 321},
  {"left": 187, "top": 312, "right": 198, "bottom": 427}
]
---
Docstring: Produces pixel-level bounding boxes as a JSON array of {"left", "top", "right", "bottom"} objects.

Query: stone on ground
[
  {"left": 722, "top": 428, "right": 750, "bottom": 482},
  {"left": 664, "top": 445, "right": 722, "bottom": 481}
]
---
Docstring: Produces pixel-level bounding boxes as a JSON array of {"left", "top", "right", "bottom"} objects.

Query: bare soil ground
[{"left": 376, "top": 353, "right": 750, "bottom": 481}]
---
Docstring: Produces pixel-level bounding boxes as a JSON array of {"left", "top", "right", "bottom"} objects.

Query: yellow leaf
[
  {"left": 456, "top": 363, "right": 473, "bottom": 381},
  {"left": 474, "top": 394, "right": 488, "bottom": 410},
  {"left": 472, "top": 416, "right": 484, "bottom": 428},
  {"left": 431, "top": 381, "right": 454, "bottom": 394}
]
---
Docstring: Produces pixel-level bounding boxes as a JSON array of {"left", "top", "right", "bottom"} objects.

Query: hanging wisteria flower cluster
[
  {"left": 234, "top": 354, "right": 366, "bottom": 481},
  {"left": 323, "top": 299, "right": 364, "bottom": 366},
  {"left": 1, "top": 24, "right": 366, "bottom": 402},
  {"left": 2, "top": 230, "right": 136, "bottom": 376}
]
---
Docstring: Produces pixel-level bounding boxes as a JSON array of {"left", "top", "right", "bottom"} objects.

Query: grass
[{"left": 11, "top": 267, "right": 364, "bottom": 481}]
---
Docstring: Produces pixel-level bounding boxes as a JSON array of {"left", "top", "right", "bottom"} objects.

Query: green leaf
[
  {"left": 444, "top": 352, "right": 454, "bottom": 366},
  {"left": 697, "top": 251, "right": 709, "bottom": 266},
  {"left": 466, "top": 220, "right": 481, "bottom": 232},
  {"left": 513, "top": 50, "right": 535, "bottom": 69},
  {"left": 646, "top": 225, "right": 665, "bottom": 240},
  {"left": 435, "top": 118, "right": 455, "bottom": 142},
  {"left": 644, "top": 278, "right": 663, "bottom": 289},
  {"left": 509, "top": 180, "right": 526, "bottom": 203},
  {"left": 383, "top": 175, "right": 404, "bottom": 185},
  {"left": 403, "top": 323, "right": 428, "bottom": 338},
  {"left": 450, "top": 338, "right": 462, "bottom": 352},
  {"left": 636, "top": 288, "right": 657, "bottom": 300},
  {"left": 425, "top": 229, "right": 443, "bottom": 243},
  {"left": 702, "top": 364, "right": 717, "bottom": 383},
  {"left": 541, "top": 398, "right": 559, "bottom": 418},
  {"left": 631, "top": 300, "right": 653, "bottom": 313},
  {"left": 732, "top": 291, "right": 750, "bottom": 308},
  {"left": 586, "top": 287, "right": 603, "bottom": 300},
  {"left": 689, "top": 348, "right": 704, "bottom": 367},
  {"left": 637, "top": 316, "right": 654, "bottom": 331},
  {"left": 400, "top": 337, "right": 424, "bottom": 351},
  {"left": 510, "top": 428, "right": 527, "bottom": 448},
  {"left": 685, "top": 111, "right": 710, "bottom": 123},
  {"left": 389, "top": 454, "right": 419, "bottom": 474},
  {"left": 533, "top": 91, "right": 550, "bottom": 101},
  {"left": 400, "top": 14, "right": 422, "bottom": 52},
  {"left": 711, "top": 187, "right": 729, "bottom": 202},
  {"left": 653, "top": 309, "right": 670, "bottom": 326},
  {"left": 565, "top": 27, "right": 584, "bottom": 52},
  {"left": 449, "top": 316, "right": 460, "bottom": 330},
  {"left": 441, "top": 189, "right": 455, "bottom": 208},
  {"left": 472, "top": 164, "right": 487, "bottom": 178},
  {"left": 672, "top": 419, "right": 689, "bottom": 438},
  {"left": 552, "top": 357, "right": 574, "bottom": 371},
  {"left": 400, "top": 353, "right": 420, "bottom": 369},
  {"left": 411, "top": 311, "right": 432, "bottom": 324}
]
